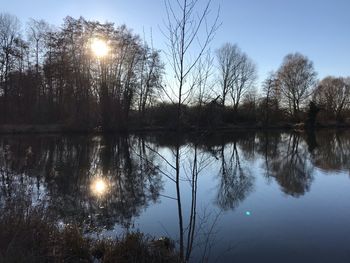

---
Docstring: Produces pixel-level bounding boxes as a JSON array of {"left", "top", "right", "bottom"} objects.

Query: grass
[{"left": 0, "top": 197, "right": 179, "bottom": 263}]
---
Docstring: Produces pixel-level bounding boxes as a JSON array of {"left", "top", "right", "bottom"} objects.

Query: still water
[{"left": 1, "top": 130, "right": 350, "bottom": 262}]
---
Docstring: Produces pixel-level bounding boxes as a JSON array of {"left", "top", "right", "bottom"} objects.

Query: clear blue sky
[{"left": 2, "top": 0, "right": 350, "bottom": 84}]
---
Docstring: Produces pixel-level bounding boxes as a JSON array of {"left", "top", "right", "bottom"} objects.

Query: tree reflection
[
  {"left": 146, "top": 132, "right": 257, "bottom": 261},
  {"left": 311, "top": 131, "right": 350, "bottom": 173},
  {"left": 2, "top": 131, "right": 349, "bottom": 262},
  {"left": 257, "top": 132, "right": 314, "bottom": 197},
  {"left": 175, "top": 138, "right": 221, "bottom": 262},
  {"left": 144, "top": 132, "right": 225, "bottom": 262},
  {"left": 215, "top": 140, "right": 254, "bottom": 211},
  {"left": 0, "top": 135, "right": 163, "bottom": 231}
]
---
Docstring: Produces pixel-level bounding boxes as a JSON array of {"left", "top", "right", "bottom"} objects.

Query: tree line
[
  {"left": 1, "top": 12, "right": 350, "bottom": 130},
  {"left": 0, "top": 14, "right": 163, "bottom": 129}
]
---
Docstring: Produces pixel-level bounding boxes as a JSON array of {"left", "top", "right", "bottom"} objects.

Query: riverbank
[
  {"left": 0, "top": 122, "right": 349, "bottom": 134},
  {"left": 0, "top": 201, "right": 179, "bottom": 263}
]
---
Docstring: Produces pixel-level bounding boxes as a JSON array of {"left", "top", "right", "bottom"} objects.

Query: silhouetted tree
[
  {"left": 136, "top": 46, "right": 163, "bottom": 119},
  {"left": 314, "top": 76, "right": 350, "bottom": 121},
  {"left": 0, "top": 14, "right": 164, "bottom": 128},
  {"left": 216, "top": 43, "right": 240, "bottom": 107},
  {"left": 277, "top": 53, "right": 317, "bottom": 121},
  {"left": 261, "top": 71, "right": 279, "bottom": 124},
  {"left": 216, "top": 43, "right": 257, "bottom": 112},
  {"left": 163, "top": 0, "right": 219, "bottom": 259},
  {"left": 0, "top": 13, "right": 21, "bottom": 123}
]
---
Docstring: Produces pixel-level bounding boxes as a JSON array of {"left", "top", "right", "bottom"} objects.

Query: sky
[{"left": 2, "top": 0, "right": 350, "bottom": 85}]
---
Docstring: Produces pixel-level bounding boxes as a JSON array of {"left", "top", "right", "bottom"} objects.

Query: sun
[
  {"left": 91, "top": 38, "right": 109, "bottom": 58},
  {"left": 91, "top": 177, "right": 108, "bottom": 196}
]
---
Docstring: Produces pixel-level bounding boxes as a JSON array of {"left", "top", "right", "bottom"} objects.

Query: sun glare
[
  {"left": 91, "top": 38, "right": 109, "bottom": 58},
  {"left": 91, "top": 178, "right": 108, "bottom": 196}
]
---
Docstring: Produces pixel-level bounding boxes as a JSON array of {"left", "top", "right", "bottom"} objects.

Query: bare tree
[
  {"left": 163, "top": 0, "right": 219, "bottom": 260},
  {"left": 230, "top": 54, "right": 257, "bottom": 112},
  {"left": 277, "top": 53, "right": 317, "bottom": 120},
  {"left": 137, "top": 45, "right": 163, "bottom": 118},
  {"left": 26, "top": 19, "right": 50, "bottom": 74},
  {"left": 163, "top": 0, "right": 219, "bottom": 125},
  {"left": 216, "top": 43, "right": 241, "bottom": 107},
  {"left": 216, "top": 43, "right": 257, "bottom": 111},
  {"left": 314, "top": 76, "right": 350, "bottom": 120},
  {"left": 191, "top": 52, "right": 215, "bottom": 107},
  {"left": 0, "top": 13, "right": 21, "bottom": 122},
  {"left": 261, "top": 71, "right": 279, "bottom": 123}
]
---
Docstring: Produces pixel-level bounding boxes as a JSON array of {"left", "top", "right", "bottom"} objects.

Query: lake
[{"left": 1, "top": 130, "right": 350, "bottom": 262}]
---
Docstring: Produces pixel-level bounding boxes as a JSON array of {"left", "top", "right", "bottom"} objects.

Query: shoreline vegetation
[
  {"left": 0, "top": 199, "right": 179, "bottom": 263},
  {"left": 0, "top": 14, "right": 349, "bottom": 136},
  {"left": 1, "top": 122, "right": 350, "bottom": 134}
]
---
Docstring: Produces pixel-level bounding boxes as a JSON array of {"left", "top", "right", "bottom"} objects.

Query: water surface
[{"left": 1, "top": 130, "right": 350, "bottom": 262}]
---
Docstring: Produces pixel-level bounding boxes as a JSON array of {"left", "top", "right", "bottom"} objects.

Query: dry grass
[{"left": 0, "top": 198, "right": 179, "bottom": 263}]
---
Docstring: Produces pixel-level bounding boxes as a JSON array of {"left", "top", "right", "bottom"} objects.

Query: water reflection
[
  {"left": 216, "top": 141, "right": 254, "bottom": 210},
  {"left": 90, "top": 177, "right": 109, "bottom": 197},
  {"left": 1, "top": 131, "right": 350, "bottom": 261},
  {"left": 258, "top": 132, "right": 314, "bottom": 197},
  {"left": 0, "top": 135, "right": 163, "bottom": 230},
  {"left": 312, "top": 130, "right": 350, "bottom": 172}
]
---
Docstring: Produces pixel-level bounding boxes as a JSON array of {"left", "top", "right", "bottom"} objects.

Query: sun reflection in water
[{"left": 91, "top": 177, "right": 108, "bottom": 197}]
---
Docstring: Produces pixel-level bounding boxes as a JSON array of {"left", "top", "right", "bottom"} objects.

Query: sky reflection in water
[{"left": 0, "top": 130, "right": 350, "bottom": 262}]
